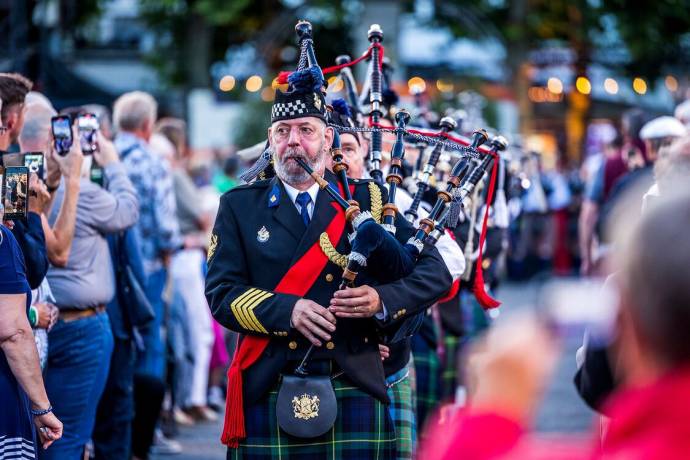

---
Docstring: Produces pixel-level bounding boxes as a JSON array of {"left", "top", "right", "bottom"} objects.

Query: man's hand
[
  {"left": 328, "top": 285, "right": 382, "bottom": 318},
  {"left": 93, "top": 133, "right": 119, "bottom": 167},
  {"left": 54, "top": 125, "right": 84, "bottom": 181},
  {"left": 34, "top": 411, "right": 63, "bottom": 450},
  {"left": 35, "top": 302, "right": 59, "bottom": 331},
  {"left": 28, "top": 174, "right": 51, "bottom": 215},
  {"left": 291, "top": 299, "right": 337, "bottom": 347},
  {"left": 466, "top": 315, "right": 559, "bottom": 424},
  {"left": 379, "top": 344, "right": 390, "bottom": 361}
]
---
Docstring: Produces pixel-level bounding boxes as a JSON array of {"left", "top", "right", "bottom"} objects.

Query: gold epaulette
[{"left": 368, "top": 182, "right": 382, "bottom": 223}]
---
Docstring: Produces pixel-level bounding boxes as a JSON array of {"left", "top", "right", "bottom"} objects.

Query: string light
[
  {"left": 547, "top": 77, "right": 563, "bottom": 94},
  {"left": 260, "top": 87, "right": 275, "bottom": 102},
  {"left": 408, "top": 77, "right": 426, "bottom": 93},
  {"left": 633, "top": 77, "right": 647, "bottom": 95},
  {"left": 604, "top": 78, "right": 619, "bottom": 94},
  {"left": 219, "top": 75, "right": 236, "bottom": 92},
  {"left": 436, "top": 79, "right": 454, "bottom": 93},
  {"left": 575, "top": 76, "right": 591, "bottom": 95},
  {"left": 246, "top": 75, "right": 263, "bottom": 92},
  {"left": 665, "top": 75, "right": 678, "bottom": 92}
]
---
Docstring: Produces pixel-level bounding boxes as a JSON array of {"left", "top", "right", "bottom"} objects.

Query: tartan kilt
[
  {"left": 410, "top": 335, "right": 441, "bottom": 432},
  {"left": 386, "top": 363, "right": 416, "bottom": 460},
  {"left": 440, "top": 332, "right": 461, "bottom": 400},
  {"left": 230, "top": 374, "right": 396, "bottom": 460}
]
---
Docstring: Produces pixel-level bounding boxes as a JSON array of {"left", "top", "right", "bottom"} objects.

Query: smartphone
[
  {"left": 537, "top": 278, "right": 619, "bottom": 340},
  {"left": 2, "top": 166, "right": 29, "bottom": 220},
  {"left": 51, "top": 115, "right": 73, "bottom": 156},
  {"left": 78, "top": 113, "right": 100, "bottom": 154},
  {"left": 23, "top": 152, "right": 45, "bottom": 181}
]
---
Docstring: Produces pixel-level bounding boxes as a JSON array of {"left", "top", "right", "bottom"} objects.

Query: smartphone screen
[
  {"left": 2, "top": 166, "right": 29, "bottom": 220},
  {"left": 51, "top": 115, "right": 73, "bottom": 156},
  {"left": 78, "top": 113, "right": 100, "bottom": 154},
  {"left": 23, "top": 152, "right": 45, "bottom": 181}
]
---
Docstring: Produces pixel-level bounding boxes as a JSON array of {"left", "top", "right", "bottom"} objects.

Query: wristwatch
[{"left": 28, "top": 305, "right": 38, "bottom": 328}]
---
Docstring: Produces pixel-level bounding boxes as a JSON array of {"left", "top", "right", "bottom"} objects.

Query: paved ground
[{"left": 153, "top": 281, "right": 595, "bottom": 460}]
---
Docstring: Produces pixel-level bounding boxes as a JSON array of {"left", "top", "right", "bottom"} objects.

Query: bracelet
[
  {"left": 31, "top": 405, "right": 53, "bottom": 417},
  {"left": 46, "top": 184, "right": 59, "bottom": 193}
]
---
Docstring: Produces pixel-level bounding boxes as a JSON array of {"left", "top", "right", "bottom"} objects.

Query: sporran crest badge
[{"left": 292, "top": 393, "right": 320, "bottom": 420}]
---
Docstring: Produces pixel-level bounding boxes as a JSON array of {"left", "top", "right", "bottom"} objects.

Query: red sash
[{"left": 221, "top": 202, "right": 347, "bottom": 447}]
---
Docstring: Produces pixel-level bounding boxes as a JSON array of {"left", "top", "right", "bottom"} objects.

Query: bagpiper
[{"left": 205, "top": 21, "right": 451, "bottom": 459}]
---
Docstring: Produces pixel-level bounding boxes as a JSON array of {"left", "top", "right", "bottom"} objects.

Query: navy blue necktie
[{"left": 295, "top": 192, "right": 312, "bottom": 226}]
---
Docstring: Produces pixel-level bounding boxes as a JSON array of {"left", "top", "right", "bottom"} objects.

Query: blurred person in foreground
[
  {"left": 113, "top": 91, "right": 183, "bottom": 457},
  {"left": 1, "top": 204, "right": 63, "bottom": 459},
  {"left": 42, "top": 125, "right": 139, "bottom": 459},
  {"left": 421, "top": 187, "right": 690, "bottom": 459},
  {"left": 574, "top": 135, "right": 690, "bottom": 414},
  {"left": 155, "top": 118, "right": 217, "bottom": 422}
]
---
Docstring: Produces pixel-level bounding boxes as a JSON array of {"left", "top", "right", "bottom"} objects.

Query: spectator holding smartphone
[{"left": 42, "top": 126, "right": 139, "bottom": 459}]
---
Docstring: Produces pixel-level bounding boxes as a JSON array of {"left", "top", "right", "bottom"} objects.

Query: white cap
[
  {"left": 237, "top": 140, "right": 268, "bottom": 161},
  {"left": 675, "top": 99, "right": 690, "bottom": 126},
  {"left": 639, "top": 116, "right": 687, "bottom": 140}
]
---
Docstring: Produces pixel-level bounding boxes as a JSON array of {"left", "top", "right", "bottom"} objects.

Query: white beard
[{"left": 273, "top": 143, "right": 326, "bottom": 186}]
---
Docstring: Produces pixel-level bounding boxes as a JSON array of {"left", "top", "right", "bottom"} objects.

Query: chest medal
[{"left": 257, "top": 226, "right": 270, "bottom": 243}]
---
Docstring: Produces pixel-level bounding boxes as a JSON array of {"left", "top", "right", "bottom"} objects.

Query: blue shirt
[
  {"left": 116, "top": 132, "right": 182, "bottom": 274},
  {"left": 0, "top": 225, "right": 31, "bottom": 309}
]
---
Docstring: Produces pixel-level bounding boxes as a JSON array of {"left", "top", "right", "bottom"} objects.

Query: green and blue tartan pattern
[
  {"left": 386, "top": 365, "right": 416, "bottom": 460},
  {"left": 230, "top": 375, "right": 397, "bottom": 460},
  {"left": 411, "top": 334, "right": 441, "bottom": 432},
  {"left": 440, "top": 333, "right": 461, "bottom": 400}
]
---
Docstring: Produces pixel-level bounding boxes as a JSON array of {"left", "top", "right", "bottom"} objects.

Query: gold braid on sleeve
[
  {"left": 368, "top": 182, "right": 383, "bottom": 223},
  {"left": 319, "top": 232, "right": 348, "bottom": 269}
]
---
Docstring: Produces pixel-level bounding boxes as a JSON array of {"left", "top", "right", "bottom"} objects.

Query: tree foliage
[{"left": 418, "top": 0, "right": 690, "bottom": 81}]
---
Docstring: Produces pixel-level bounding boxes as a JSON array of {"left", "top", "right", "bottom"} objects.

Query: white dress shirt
[{"left": 283, "top": 181, "right": 320, "bottom": 219}]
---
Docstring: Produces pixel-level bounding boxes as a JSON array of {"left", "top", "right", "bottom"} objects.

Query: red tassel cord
[
  {"left": 472, "top": 153, "right": 501, "bottom": 309},
  {"left": 276, "top": 43, "right": 384, "bottom": 85}
]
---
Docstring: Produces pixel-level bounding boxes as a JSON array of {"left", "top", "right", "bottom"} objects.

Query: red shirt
[{"left": 420, "top": 366, "right": 690, "bottom": 459}]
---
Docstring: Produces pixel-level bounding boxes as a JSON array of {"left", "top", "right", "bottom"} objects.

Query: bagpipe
[{"left": 272, "top": 21, "right": 512, "bottom": 309}]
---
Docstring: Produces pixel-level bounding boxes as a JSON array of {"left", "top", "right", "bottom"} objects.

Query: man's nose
[{"left": 287, "top": 127, "right": 300, "bottom": 146}]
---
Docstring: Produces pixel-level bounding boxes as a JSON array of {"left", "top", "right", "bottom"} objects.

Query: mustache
[{"left": 282, "top": 149, "right": 311, "bottom": 166}]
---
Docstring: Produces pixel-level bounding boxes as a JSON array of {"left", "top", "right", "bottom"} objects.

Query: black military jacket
[{"left": 205, "top": 170, "right": 451, "bottom": 405}]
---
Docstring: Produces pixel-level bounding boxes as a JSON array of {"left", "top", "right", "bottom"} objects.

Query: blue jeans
[
  {"left": 93, "top": 338, "right": 135, "bottom": 460},
  {"left": 41, "top": 312, "right": 114, "bottom": 460},
  {"left": 136, "top": 268, "right": 167, "bottom": 379}
]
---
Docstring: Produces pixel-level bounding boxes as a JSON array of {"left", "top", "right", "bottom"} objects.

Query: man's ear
[
  {"left": 4, "top": 108, "right": 18, "bottom": 131},
  {"left": 324, "top": 126, "right": 334, "bottom": 152},
  {"left": 267, "top": 126, "right": 273, "bottom": 148}
]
